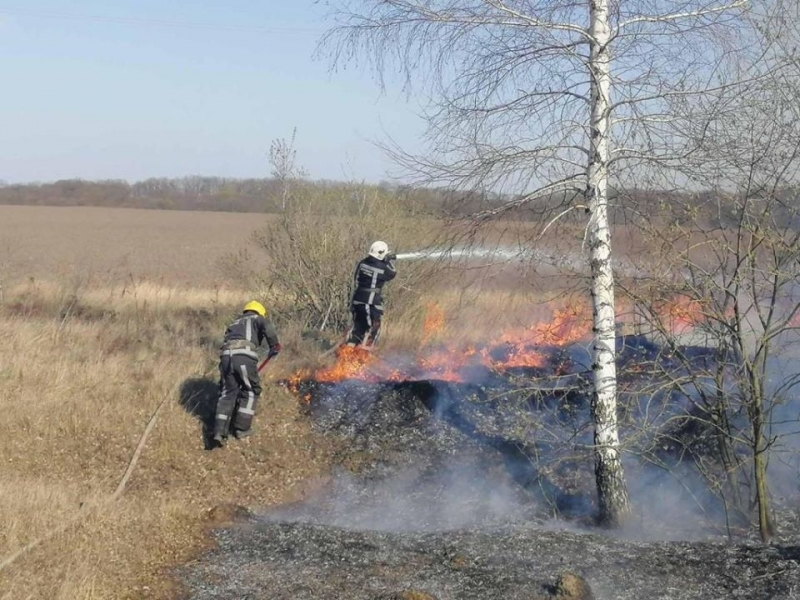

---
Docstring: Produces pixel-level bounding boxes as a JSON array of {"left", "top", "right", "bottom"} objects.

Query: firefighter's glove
[
  {"left": 267, "top": 342, "right": 282, "bottom": 359},
  {"left": 386, "top": 252, "right": 397, "bottom": 262}
]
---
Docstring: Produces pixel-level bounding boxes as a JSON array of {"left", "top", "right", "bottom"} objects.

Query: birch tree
[{"left": 321, "top": 0, "right": 781, "bottom": 526}]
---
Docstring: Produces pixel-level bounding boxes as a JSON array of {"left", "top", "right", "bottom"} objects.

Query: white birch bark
[{"left": 586, "top": 0, "right": 631, "bottom": 526}]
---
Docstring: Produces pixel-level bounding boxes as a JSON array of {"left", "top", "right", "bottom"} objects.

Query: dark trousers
[
  {"left": 214, "top": 354, "right": 261, "bottom": 438},
  {"left": 346, "top": 303, "right": 383, "bottom": 347}
]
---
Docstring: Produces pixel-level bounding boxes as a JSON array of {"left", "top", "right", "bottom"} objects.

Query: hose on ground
[{"left": 0, "top": 365, "right": 212, "bottom": 574}]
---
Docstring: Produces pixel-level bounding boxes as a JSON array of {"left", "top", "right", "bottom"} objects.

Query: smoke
[
  {"left": 273, "top": 299, "right": 800, "bottom": 542},
  {"left": 265, "top": 460, "right": 537, "bottom": 533},
  {"left": 760, "top": 345, "right": 800, "bottom": 500}
]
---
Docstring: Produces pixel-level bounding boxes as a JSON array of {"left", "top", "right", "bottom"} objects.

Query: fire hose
[
  {"left": 257, "top": 351, "right": 278, "bottom": 373},
  {"left": 0, "top": 370, "right": 190, "bottom": 573}
]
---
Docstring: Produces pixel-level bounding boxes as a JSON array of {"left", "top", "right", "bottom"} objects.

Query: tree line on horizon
[{"left": 1, "top": 176, "right": 794, "bottom": 230}]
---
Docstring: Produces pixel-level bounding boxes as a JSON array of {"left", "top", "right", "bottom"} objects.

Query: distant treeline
[
  {"left": 0, "top": 177, "right": 796, "bottom": 227},
  {"left": 0, "top": 177, "right": 464, "bottom": 215},
  {"left": 0, "top": 177, "right": 326, "bottom": 213},
  {"left": 0, "top": 176, "right": 525, "bottom": 217}
]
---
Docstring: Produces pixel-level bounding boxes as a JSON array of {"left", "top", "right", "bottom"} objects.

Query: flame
[
  {"left": 315, "top": 345, "right": 378, "bottom": 382},
  {"left": 291, "top": 301, "right": 593, "bottom": 388},
  {"left": 421, "top": 302, "right": 445, "bottom": 344},
  {"left": 284, "top": 370, "right": 308, "bottom": 394},
  {"left": 657, "top": 296, "right": 706, "bottom": 334},
  {"left": 494, "top": 303, "right": 591, "bottom": 368},
  {"left": 417, "top": 346, "right": 477, "bottom": 381}
]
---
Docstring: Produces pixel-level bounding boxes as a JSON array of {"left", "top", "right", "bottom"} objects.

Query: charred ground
[{"left": 180, "top": 337, "right": 800, "bottom": 599}]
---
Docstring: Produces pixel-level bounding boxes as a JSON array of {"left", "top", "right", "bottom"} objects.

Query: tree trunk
[
  {"left": 587, "top": 0, "right": 631, "bottom": 527},
  {"left": 751, "top": 393, "right": 775, "bottom": 544},
  {"left": 753, "top": 446, "right": 775, "bottom": 544},
  {"left": 711, "top": 350, "right": 748, "bottom": 527}
]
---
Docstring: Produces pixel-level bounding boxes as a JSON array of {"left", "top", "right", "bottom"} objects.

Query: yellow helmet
[{"left": 242, "top": 300, "right": 267, "bottom": 317}]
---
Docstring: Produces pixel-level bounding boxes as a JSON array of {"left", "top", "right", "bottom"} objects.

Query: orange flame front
[
  {"left": 496, "top": 304, "right": 589, "bottom": 368},
  {"left": 657, "top": 296, "right": 706, "bottom": 335},
  {"left": 295, "top": 301, "right": 593, "bottom": 385},
  {"left": 285, "top": 370, "right": 308, "bottom": 394},
  {"left": 315, "top": 345, "right": 378, "bottom": 383},
  {"left": 421, "top": 302, "right": 445, "bottom": 345}
]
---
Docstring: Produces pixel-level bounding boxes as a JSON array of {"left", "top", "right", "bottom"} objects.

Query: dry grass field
[
  {"left": 0, "top": 205, "right": 585, "bottom": 599},
  {"left": 0, "top": 206, "right": 330, "bottom": 599},
  {"left": 2, "top": 199, "right": 795, "bottom": 599},
  {"left": 0, "top": 279, "right": 341, "bottom": 599},
  {"left": 0, "top": 205, "right": 273, "bottom": 286}
]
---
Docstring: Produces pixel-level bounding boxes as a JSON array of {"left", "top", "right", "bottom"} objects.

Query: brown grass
[
  {"left": 0, "top": 205, "right": 273, "bottom": 286},
  {"left": 0, "top": 204, "right": 628, "bottom": 598},
  {"left": 0, "top": 281, "right": 336, "bottom": 599}
]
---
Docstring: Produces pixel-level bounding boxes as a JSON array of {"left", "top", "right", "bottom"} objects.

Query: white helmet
[{"left": 368, "top": 240, "right": 389, "bottom": 260}]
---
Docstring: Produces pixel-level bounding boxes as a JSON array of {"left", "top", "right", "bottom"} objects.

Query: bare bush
[
  {"left": 617, "top": 52, "right": 800, "bottom": 542},
  {"left": 253, "top": 181, "right": 436, "bottom": 335}
]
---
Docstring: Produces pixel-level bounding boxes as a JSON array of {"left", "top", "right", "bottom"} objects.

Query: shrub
[{"left": 253, "top": 182, "right": 436, "bottom": 335}]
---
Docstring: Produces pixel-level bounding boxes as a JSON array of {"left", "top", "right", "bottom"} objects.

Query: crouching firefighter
[
  {"left": 213, "top": 301, "right": 281, "bottom": 446},
  {"left": 346, "top": 241, "right": 397, "bottom": 349}
]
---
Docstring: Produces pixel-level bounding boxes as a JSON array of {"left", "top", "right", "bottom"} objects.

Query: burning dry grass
[
  {"left": 379, "top": 286, "right": 587, "bottom": 350},
  {"left": 0, "top": 268, "right": 602, "bottom": 598},
  {"left": 299, "top": 298, "right": 592, "bottom": 385},
  {"left": 0, "top": 205, "right": 702, "bottom": 597}
]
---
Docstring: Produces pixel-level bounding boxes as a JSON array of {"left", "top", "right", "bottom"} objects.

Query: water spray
[
  {"left": 394, "top": 247, "right": 532, "bottom": 261},
  {"left": 394, "top": 251, "right": 427, "bottom": 260}
]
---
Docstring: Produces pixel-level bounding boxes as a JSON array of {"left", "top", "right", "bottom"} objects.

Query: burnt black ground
[
  {"left": 181, "top": 520, "right": 800, "bottom": 600},
  {"left": 179, "top": 366, "right": 800, "bottom": 599}
]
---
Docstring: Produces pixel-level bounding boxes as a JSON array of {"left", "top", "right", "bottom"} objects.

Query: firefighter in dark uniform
[
  {"left": 213, "top": 301, "right": 281, "bottom": 446},
  {"left": 346, "top": 241, "right": 397, "bottom": 349}
]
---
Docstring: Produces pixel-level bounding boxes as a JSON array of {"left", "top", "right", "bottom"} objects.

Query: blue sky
[{"left": 0, "top": 1, "right": 425, "bottom": 183}]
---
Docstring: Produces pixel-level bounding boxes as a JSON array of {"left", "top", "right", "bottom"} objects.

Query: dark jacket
[
  {"left": 220, "top": 312, "right": 280, "bottom": 360},
  {"left": 350, "top": 255, "right": 397, "bottom": 309}
]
